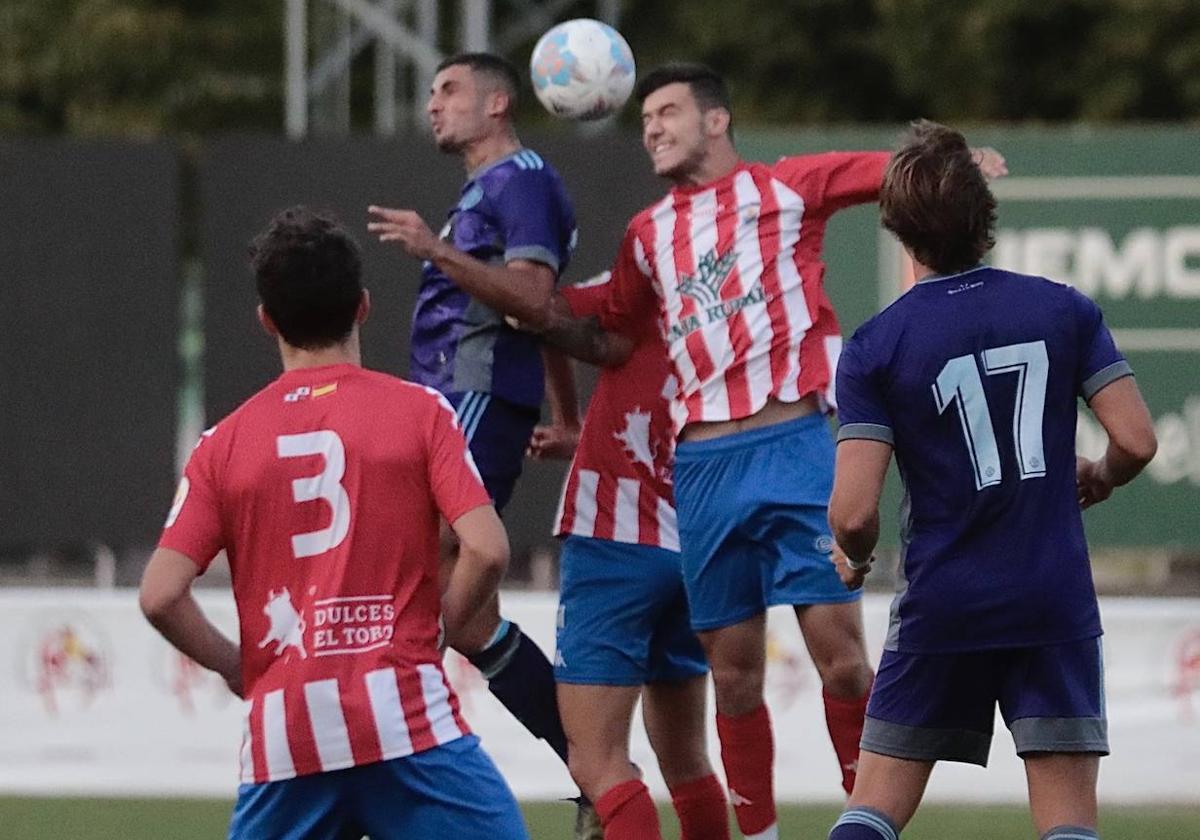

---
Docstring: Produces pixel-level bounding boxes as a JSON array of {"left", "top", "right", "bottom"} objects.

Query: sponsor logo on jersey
[
  {"left": 311, "top": 594, "right": 397, "bottom": 657},
  {"left": 259, "top": 588, "right": 308, "bottom": 660},
  {"left": 669, "top": 247, "right": 766, "bottom": 343}
]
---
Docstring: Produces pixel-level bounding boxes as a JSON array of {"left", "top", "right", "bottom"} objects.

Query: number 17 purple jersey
[{"left": 836, "top": 266, "right": 1132, "bottom": 654}]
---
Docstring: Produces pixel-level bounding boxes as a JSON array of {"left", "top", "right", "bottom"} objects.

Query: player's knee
[
  {"left": 710, "top": 661, "right": 765, "bottom": 713},
  {"left": 819, "top": 656, "right": 873, "bottom": 698},
  {"left": 656, "top": 749, "right": 714, "bottom": 789},
  {"left": 567, "top": 745, "right": 629, "bottom": 800}
]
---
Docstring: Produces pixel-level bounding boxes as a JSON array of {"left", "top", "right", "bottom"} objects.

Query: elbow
[
  {"left": 138, "top": 585, "right": 176, "bottom": 626},
  {"left": 462, "top": 537, "right": 510, "bottom": 579},
  {"left": 1127, "top": 427, "right": 1158, "bottom": 468}
]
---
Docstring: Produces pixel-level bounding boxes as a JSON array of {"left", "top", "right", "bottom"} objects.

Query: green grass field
[{"left": 1, "top": 798, "right": 1196, "bottom": 839}]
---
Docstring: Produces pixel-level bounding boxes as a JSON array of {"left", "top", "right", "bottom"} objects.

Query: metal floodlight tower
[{"left": 284, "top": 0, "right": 623, "bottom": 139}]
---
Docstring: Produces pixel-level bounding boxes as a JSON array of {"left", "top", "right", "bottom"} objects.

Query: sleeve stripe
[
  {"left": 837, "top": 423, "right": 894, "bottom": 445},
  {"left": 505, "top": 244, "right": 560, "bottom": 272},
  {"left": 1082, "top": 360, "right": 1134, "bottom": 401}
]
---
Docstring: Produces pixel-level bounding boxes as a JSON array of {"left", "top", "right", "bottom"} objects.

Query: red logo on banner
[
  {"left": 31, "top": 623, "right": 109, "bottom": 716},
  {"left": 1175, "top": 628, "right": 1200, "bottom": 722}
]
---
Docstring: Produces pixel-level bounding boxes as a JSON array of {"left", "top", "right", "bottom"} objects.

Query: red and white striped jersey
[
  {"left": 159, "top": 363, "right": 491, "bottom": 784},
  {"left": 553, "top": 277, "right": 679, "bottom": 551},
  {"left": 598, "top": 152, "right": 890, "bottom": 432}
]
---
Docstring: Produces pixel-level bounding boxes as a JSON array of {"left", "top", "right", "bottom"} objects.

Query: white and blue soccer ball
[{"left": 530, "top": 18, "right": 636, "bottom": 121}]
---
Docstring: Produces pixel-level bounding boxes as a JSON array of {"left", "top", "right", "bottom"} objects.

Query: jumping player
[
  {"left": 371, "top": 63, "right": 1006, "bottom": 838},
  {"left": 827, "top": 121, "right": 1157, "bottom": 840},
  {"left": 533, "top": 273, "right": 729, "bottom": 840},
  {"left": 139, "top": 207, "right": 528, "bottom": 839},
  {"left": 368, "top": 52, "right": 578, "bottom": 789}
]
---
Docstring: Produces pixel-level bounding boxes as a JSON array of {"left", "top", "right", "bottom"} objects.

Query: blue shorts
[
  {"left": 863, "top": 637, "right": 1109, "bottom": 766},
  {"left": 228, "top": 735, "right": 528, "bottom": 840},
  {"left": 555, "top": 535, "right": 709, "bottom": 686},
  {"left": 449, "top": 391, "right": 540, "bottom": 512},
  {"left": 673, "top": 412, "right": 859, "bottom": 632}
]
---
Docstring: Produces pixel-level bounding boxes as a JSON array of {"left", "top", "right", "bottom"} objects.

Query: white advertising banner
[{"left": 1, "top": 589, "right": 1197, "bottom": 803}]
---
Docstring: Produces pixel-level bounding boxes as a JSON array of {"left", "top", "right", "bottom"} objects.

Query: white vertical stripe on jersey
[
  {"left": 572, "top": 470, "right": 600, "bottom": 536},
  {"left": 687, "top": 187, "right": 729, "bottom": 419},
  {"left": 656, "top": 497, "right": 680, "bottom": 553},
  {"left": 651, "top": 197, "right": 699, "bottom": 428},
  {"left": 303, "top": 678, "right": 355, "bottom": 771},
  {"left": 823, "top": 334, "right": 844, "bottom": 408},
  {"left": 239, "top": 701, "right": 255, "bottom": 784},
  {"left": 769, "top": 178, "right": 812, "bottom": 403},
  {"left": 614, "top": 477, "right": 641, "bottom": 543},
  {"left": 365, "top": 667, "right": 414, "bottom": 759},
  {"left": 733, "top": 170, "right": 777, "bottom": 413},
  {"left": 417, "top": 664, "right": 463, "bottom": 745},
  {"left": 552, "top": 461, "right": 573, "bottom": 535},
  {"left": 262, "top": 689, "right": 296, "bottom": 781}
]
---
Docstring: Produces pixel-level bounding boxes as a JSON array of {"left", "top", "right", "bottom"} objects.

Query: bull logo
[{"left": 258, "top": 588, "right": 307, "bottom": 660}]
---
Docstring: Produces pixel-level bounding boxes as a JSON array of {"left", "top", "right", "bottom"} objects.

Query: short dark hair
[
  {"left": 635, "top": 63, "right": 732, "bottom": 115},
  {"left": 249, "top": 207, "right": 363, "bottom": 350},
  {"left": 437, "top": 52, "right": 520, "bottom": 107},
  {"left": 880, "top": 120, "right": 996, "bottom": 276}
]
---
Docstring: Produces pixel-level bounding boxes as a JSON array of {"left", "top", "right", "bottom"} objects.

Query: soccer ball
[{"left": 529, "top": 19, "right": 636, "bottom": 120}]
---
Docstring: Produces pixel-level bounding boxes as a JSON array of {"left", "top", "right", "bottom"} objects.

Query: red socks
[
  {"left": 823, "top": 680, "right": 873, "bottom": 795},
  {"left": 669, "top": 773, "right": 730, "bottom": 840},
  {"left": 715, "top": 704, "right": 777, "bottom": 837},
  {"left": 595, "top": 779, "right": 661, "bottom": 840}
]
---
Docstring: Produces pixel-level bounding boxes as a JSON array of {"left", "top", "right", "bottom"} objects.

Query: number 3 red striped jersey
[
  {"left": 553, "top": 275, "right": 679, "bottom": 550},
  {"left": 598, "top": 152, "right": 890, "bottom": 431},
  {"left": 158, "top": 363, "right": 492, "bottom": 784}
]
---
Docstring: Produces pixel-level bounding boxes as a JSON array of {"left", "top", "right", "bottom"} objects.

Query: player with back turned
[
  {"left": 139, "top": 207, "right": 529, "bottom": 839},
  {"left": 827, "top": 121, "right": 1157, "bottom": 840}
]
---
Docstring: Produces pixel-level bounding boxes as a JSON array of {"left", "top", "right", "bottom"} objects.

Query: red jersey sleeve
[
  {"left": 158, "top": 428, "right": 224, "bottom": 571},
  {"left": 561, "top": 272, "right": 612, "bottom": 319},
  {"left": 773, "top": 151, "right": 890, "bottom": 216},
  {"left": 597, "top": 221, "right": 658, "bottom": 337},
  {"left": 426, "top": 392, "right": 492, "bottom": 523}
]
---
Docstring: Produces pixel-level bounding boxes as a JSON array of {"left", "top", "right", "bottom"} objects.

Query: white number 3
[{"left": 276, "top": 431, "right": 352, "bottom": 558}]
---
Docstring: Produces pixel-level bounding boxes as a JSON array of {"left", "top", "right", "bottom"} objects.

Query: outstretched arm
[
  {"left": 537, "top": 296, "right": 634, "bottom": 367},
  {"left": 368, "top": 205, "right": 555, "bottom": 324}
]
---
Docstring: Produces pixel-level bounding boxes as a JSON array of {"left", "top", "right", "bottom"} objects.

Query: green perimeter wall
[{"left": 738, "top": 126, "right": 1199, "bottom": 548}]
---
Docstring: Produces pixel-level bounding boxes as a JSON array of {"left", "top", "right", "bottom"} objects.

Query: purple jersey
[
  {"left": 410, "top": 149, "right": 577, "bottom": 408},
  {"left": 836, "top": 267, "right": 1131, "bottom": 654}
]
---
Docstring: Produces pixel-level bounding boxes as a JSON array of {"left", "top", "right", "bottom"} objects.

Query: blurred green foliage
[{"left": 2, "top": 0, "right": 1198, "bottom": 135}]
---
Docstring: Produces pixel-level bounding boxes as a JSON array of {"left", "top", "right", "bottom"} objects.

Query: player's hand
[
  {"left": 222, "top": 667, "right": 244, "bottom": 699},
  {"left": 831, "top": 543, "right": 871, "bottom": 591},
  {"left": 970, "top": 147, "right": 1008, "bottom": 180},
  {"left": 367, "top": 205, "right": 441, "bottom": 261},
  {"left": 526, "top": 423, "right": 581, "bottom": 460},
  {"left": 1076, "top": 455, "right": 1115, "bottom": 509}
]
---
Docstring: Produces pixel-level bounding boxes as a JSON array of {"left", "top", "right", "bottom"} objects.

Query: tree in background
[
  {"left": 0, "top": 0, "right": 281, "bottom": 134},
  {"left": 1, "top": 0, "right": 1198, "bottom": 136}
]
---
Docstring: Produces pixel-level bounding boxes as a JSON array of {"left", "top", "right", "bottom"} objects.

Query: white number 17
[{"left": 933, "top": 340, "right": 1049, "bottom": 491}]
